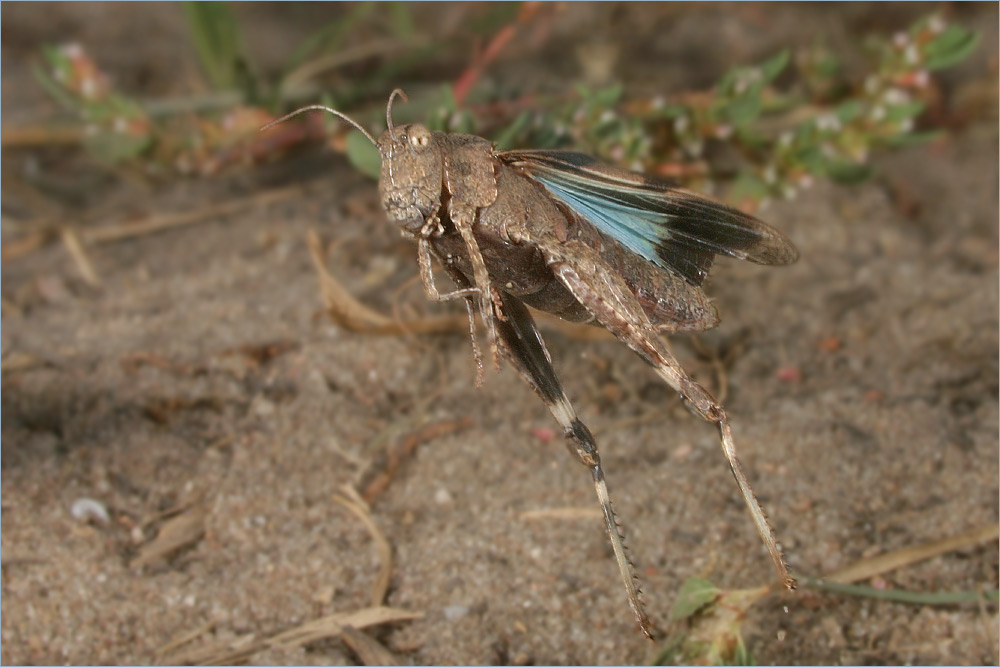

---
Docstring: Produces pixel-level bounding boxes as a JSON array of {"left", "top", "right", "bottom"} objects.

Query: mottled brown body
[
  {"left": 393, "top": 131, "right": 720, "bottom": 332},
  {"left": 265, "top": 92, "right": 798, "bottom": 639}
]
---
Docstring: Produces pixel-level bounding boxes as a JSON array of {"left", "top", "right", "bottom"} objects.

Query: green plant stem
[{"left": 803, "top": 577, "right": 999, "bottom": 606}]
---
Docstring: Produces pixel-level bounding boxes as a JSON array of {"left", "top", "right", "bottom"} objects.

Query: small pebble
[
  {"left": 71, "top": 498, "right": 110, "bottom": 524},
  {"left": 434, "top": 487, "right": 453, "bottom": 505},
  {"left": 443, "top": 605, "right": 469, "bottom": 620}
]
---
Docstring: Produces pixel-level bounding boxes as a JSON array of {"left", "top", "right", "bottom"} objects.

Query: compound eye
[{"left": 409, "top": 126, "right": 431, "bottom": 151}]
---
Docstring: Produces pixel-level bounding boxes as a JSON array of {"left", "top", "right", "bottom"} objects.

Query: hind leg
[{"left": 550, "top": 258, "right": 795, "bottom": 591}]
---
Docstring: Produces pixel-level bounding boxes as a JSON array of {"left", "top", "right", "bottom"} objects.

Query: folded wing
[{"left": 502, "top": 150, "right": 798, "bottom": 286}]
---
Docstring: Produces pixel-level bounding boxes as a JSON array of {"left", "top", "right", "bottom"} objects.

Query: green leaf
[
  {"left": 438, "top": 83, "right": 458, "bottom": 112},
  {"left": 448, "top": 109, "right": 477, "bottom": 134},
  {"left": 657, "top": 104, "right": 689, "bottom": 119},
  {"left": 794, "top": 119, "right": 819, "bottom": 144},
  {"left": 826, "top": 159, "right": 873, "bottom": 184},
  {"left": 835, "top": 100, "right": 863, "bottom": 124},
  {"left": 716, "top": 63, "right": 743, "bottom": 95},
  {"left": 924, "top": 25, "right": 980, "bottom": 71},
  {"left": 734, "top": 125, "right": 768, "bottom": 149},
  {"left": 717, "top": 92, "right": 762, "bottom": 127},
  {"left": 651, "top": 635, "right": 689, "bottom": 666},
  {"left": 492, "top": 110, "right": 531, "bottom": 151},
  {"left": 387, "top": 2, "right": 416, "bottom": 39},
  {"left": 759, "top": 49, "right": 790, "bottom": 84},
  {"left": 181, "top": 1, "right": 245, "bottom": 91},
  {"left": 883, "top": 101, "right": 925, "bottom": 123},
  {"left": 587, "top": 83, "right": 624, "bottom": 109},
  {"left": 794, "top": 145, "right": 828, "bottom": 174},
  {"left": 815, "top": 52, "right": 842, "bottom": 78},
  {"left": 83, "top": 128, "right": 152, "bottom": 164},
  {"left": 671, "top": 577, "right": 721, "bottom": 620},
  {"left": 726, "top": 636, "right": 756, "bottom": 666},
  {"left": 31, "top": 59, "right": 79, "bottom": 112},
  {"left": 730, "top": 171, "right": 773, "bottom": 201},
  {"left": 883, "top": 129, "right": 943, "bottom": 147},
  {"left": 282, "top": 3, "right": 374, "bottom": 74},
  {"left": 346, "top": 130, "right": 381, "bottom": 180}
]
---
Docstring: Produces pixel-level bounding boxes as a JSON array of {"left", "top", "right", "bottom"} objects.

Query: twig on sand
[
  {"left": 85, "top": 184, "right": 306, "bottom": 244},
  {"left": 820, "top": 522, "right": 999, "bottom": 585},
  {"left": 60, "top": 227, "right": 101, "bottom": 286},
  {"left": 159, "top": 606, "right": 421, "bottom": 666},
  {"left": 332, "top": 485, "right": 394, "bottom": 607}
]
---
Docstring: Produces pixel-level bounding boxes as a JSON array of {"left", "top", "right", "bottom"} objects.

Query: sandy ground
[{"left": 2, "top": 3, "right": 998, "bottom": 665}]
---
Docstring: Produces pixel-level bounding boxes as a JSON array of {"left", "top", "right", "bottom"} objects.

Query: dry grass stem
[
  {"left": 1, "top": 123, "right": 85, "bottom": 147},
  {"left": 308, "top": 228, "right": 468, "bottom": 335},
  {"left": 822, "top": 522, "right": 1000, "bottom": 585},
  {"left": 2, "top": 230, "right": 53, "bottom": 261},
  {"left": 84, "top": 184, "right": 305, "bottom": 244},
  {"left": 162, "top": 607, "right": 421, "bottom": 665},
  {"left": 132, "top": 503, "right": 207, "bottom": 569},
  {"left": 340, "top": 625, "right": 403, "bottom": 666},
  {"left": 60, "top": 227, "right": 101, "bottom": 286},
  {"left": 360, "top": 417, "right": 472, "bottom": 504},
  {"left": 333, "top": 485, "right": 393, "bottom": 607},
  {"left": 154, "top": 621, "right": 216, "bottom": 663}
]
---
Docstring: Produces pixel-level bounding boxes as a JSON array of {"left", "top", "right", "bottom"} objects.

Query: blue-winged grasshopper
[{"left": 266, "top": 90, "right": 798, "bottom": 638}]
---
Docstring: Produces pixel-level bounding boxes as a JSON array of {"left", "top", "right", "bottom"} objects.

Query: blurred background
[{"left": 2, "top": 3, "right": 997, "bottom": 665}]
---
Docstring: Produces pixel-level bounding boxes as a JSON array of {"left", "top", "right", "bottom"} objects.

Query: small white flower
[
  {"left": 673, "top": 115, "right": 690, "bottom": 134},
  {"left": 816, "top": 114, "right": 842, "bottom": 132},
  {"left": 893, "top": 32, "right": 909, "bottom": 48},
  {"left": 685, "top": 139, "right": 704, "bottom": 158},
  {"left": 904, "top": 44, "right": 919, "bottom": 65},
  {"left": 763, "top": 164, "right": 778, "bottom": 184},
  {"left": 61, "top": 42, "right": 84, "bottom": 59},
  {"left": 883, "top": 87, "right": 910, "bottom": 105},
  {"left": 80, "top": 77, "right": 98, "bottom": 99},
  {"left": 928, "top": 15, "right": 946, "bottom": 34}
]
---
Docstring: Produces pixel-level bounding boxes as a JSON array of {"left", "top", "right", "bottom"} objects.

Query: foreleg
[
  {"left": 418, "top": 238, "right": 485, "bottom": 385},
  {"left": 450, "top": 203, "right": 501, "bottom": 372}
]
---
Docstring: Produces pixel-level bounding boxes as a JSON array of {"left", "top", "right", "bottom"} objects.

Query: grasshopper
[{"left": 267, "top": 90, "right": 798, "bottom": 638}]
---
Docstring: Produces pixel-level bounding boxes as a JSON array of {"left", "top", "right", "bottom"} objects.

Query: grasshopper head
[
  {"left": 376, "top": 121, "right": 443, "bottom": 233},
  {"left": 376, "top": 90, "right": 443, "bottom": 233}
]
